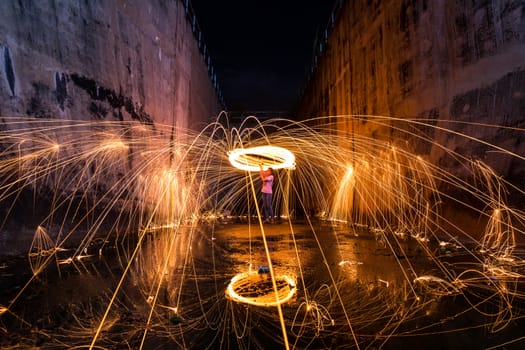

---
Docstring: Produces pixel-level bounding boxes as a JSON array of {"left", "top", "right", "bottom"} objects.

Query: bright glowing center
[
  {"left": 344, "top": 165, "right": 354, "bottom": 179},
  {"left": 228, "top": 146, "right": 295, "bottom": 171},
  {"left": 226, "top": 271, "right": 297, "bottom": 307}
]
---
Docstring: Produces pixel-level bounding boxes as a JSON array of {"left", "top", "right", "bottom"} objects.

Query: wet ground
[{"left": 1, "top": 220, "right": 525, "bottom": 349}]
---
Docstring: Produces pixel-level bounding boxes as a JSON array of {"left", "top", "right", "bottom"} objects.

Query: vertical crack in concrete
[
  {"left": 55, "top": 72, "right": 67, "bottom": 111},
  {"left": 3, "top": 46, "right": 16, "bottom": 96}
]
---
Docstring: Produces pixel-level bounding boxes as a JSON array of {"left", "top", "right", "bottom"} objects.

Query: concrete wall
[
  {"left": 297, "top": 0, "right": 525, "bottom": 187},
  {"left": 0, "top": 0, "right": 222, "bottom": 130},
  {"left": 0, "top": 0, "right": 224, "bottom": 254}
]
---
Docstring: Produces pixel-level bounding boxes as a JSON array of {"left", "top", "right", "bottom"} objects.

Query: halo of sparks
[
  {"left": 226, "top": 272, "right": 297, "bottom": 307},
  {"left": 0, "top": 114, "right": 524, "bottom": 349},
  {"left": 228, "top": 145, "right": 296, "bottom": 171}
]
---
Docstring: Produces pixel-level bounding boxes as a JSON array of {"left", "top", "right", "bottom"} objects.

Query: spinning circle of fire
[
  {"left": 228, "top": 145, "right": 296, "bottom": 171},
  {"left": 226, "top": 145, "right": 298, "bottom": 308},
  {"left": 226, "top": 271, "right": 297, "bottom": 307},
  {"left": 2, "top": 115, "right": 524, "bottom": 349}
]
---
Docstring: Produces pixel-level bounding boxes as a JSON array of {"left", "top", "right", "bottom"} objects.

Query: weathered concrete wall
[
  {"left": 297, "top": 0, "right": 525, "bottom": 187},
  {"left": 0, "top": 0, "right": 224, "bottom": 255},
  {"left": 0, "top": 0, "right": 222, "bottom": 130}
]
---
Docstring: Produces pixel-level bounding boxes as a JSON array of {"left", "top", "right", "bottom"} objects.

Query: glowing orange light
[
  {"left": 343, "top": 165, "right": 354, "bottom": 180},
  {"left": 99, "top": 140, "right": 128, "bottom": 151},
  {"left": 228, "top": 146, "right": 295, "bottom": 171},
  {"left": 226, "top": 271, "right": 296, "bottom": 307}
]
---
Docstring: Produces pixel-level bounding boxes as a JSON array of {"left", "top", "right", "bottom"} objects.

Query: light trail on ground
[{"left": 0, "top": 113, "right": 524, "bottom": 349}]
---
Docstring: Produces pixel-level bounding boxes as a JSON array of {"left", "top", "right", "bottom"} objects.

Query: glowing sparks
[
  {"left": 414, "top": 275, "right": 461, "bottom": 296},
  {"left": 338, "top": 260, "right": 363, "bottom": 266},
  {"left": 0, "top": 115, "right": 524, "bottom": 348},
  {"left": 28, "top": 226, "right": 56, "bottom": 275},
  {"left": 344, "top": 165, "right": 354, "bottom": 178},
  {"left": 228, "top": 145, "right": 296, "bottom": 171},
  {"left": 226, "top": 271, "right": 297, "bottom": 307},
  {"left": 292, "top": 299, "right": 335, "bottom": 336},
  {"left": 98, "top": 139, "right": 128, "bottom": 151}
]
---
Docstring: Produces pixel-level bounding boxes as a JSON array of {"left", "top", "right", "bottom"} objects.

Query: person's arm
[{"left": 259, "top": 164, "right": 264, "bottom": 181}]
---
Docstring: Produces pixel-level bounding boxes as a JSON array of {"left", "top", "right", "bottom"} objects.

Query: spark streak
[{"left": 0, "top": 114, "right": 524, "bottom": 349}]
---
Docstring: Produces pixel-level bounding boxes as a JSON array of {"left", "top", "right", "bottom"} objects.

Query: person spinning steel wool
[{"left": 259, "top": 165, "right": 274, "bottom": 224}]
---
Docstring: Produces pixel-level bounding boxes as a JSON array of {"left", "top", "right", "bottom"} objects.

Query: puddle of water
[{"left": 0, "top": 222, "right": 524, "bottom": 349}]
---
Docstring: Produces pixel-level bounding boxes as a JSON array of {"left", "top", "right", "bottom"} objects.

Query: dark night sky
[{"left": 190, "top": 1, "right": 337, "bottom": 115}]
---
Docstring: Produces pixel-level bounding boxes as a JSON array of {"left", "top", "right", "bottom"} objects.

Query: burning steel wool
[{"left": 0, "top": 114, "right": 524, "bottom": 349}]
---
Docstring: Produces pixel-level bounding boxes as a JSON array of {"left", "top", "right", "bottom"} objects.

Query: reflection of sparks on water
[
  {"left": 28, "top": 225, "right": 56, "bottom": 274},
  {"left": 0, "top": 114, "right": 524, "bottom": 349},
  {"left": 413, "top": 275, "right": 462, "bottom": 296},
  {"left": 226, "top": 271, "right": 297, "bottom": 307}
]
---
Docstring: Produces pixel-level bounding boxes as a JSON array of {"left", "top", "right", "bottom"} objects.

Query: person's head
[{"left": 267, "top": 167, "right": 273, "bottom": 175}]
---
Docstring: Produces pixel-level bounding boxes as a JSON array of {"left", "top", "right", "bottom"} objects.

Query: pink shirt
[{"left": 262, "top": 174, "right": 274, "bottom": 194}]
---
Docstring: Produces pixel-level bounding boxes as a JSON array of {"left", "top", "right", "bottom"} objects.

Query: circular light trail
[
  {"left": 226, "top": 271, "right": 297, "bottom": 307},
  {"left": 228, "top": 146, "right": 295, "bottom": 171}
]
